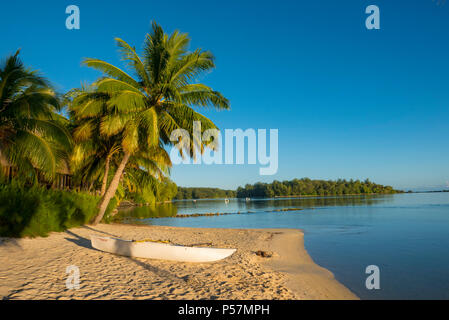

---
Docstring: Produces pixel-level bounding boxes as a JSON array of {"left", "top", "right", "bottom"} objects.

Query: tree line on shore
[
  {"left": 175, "top": 187, "right": 235, "bottom": 200},
  {"left": 173, "top": 178, "right": 400, "bottom": 200},
  {"left": 235, "top": 178, "right": 400, "bottom": 198}
]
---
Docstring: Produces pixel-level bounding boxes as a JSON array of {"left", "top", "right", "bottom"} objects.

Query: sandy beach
[{"left": 0, "top": 224, "right": 357, "bottom": 300}]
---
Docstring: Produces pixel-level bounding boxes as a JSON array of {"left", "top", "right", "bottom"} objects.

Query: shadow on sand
[
  {"left": 64, "top": 230, "right": 93, "bottom": 249},
  {"left": 63, "top": 227, "right": 186, "bottom": 285},
  {"left": 63, "top": 226, "right": 119, "bottom": 249}
]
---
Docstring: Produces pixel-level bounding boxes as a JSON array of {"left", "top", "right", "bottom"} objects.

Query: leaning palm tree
[
  {"left": 80, "top": 22, "right": 229, "bottom": 224},
  {"left": 67, "top": 85, "right": 122, "bottom": 195},
  {"left": 70, "top": 136, "right": 121, "bottom": 193},
  {"left": 0, "top": 50, "right": 71, "bottom": 181}
]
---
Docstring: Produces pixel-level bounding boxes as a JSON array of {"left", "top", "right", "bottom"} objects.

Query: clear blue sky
[{"left": 2, "top": 0, "right": 449, "bottom": 191}]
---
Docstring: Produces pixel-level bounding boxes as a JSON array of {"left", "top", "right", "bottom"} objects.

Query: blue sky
[{"left": 1, "top": 0, "right": 448, "bottom": 190}]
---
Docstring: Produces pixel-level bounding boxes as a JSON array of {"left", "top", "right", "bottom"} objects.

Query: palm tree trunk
[
  {"left": 92, "top": 152, "right": 130, "bottom": 225},
  {"left": 100, "top": 155, "right": 111, "bottom": 197}
]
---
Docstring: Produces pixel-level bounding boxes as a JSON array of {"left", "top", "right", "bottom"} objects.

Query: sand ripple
[{"left": 0, "top": 224, "right": 298, "bottom": 300}]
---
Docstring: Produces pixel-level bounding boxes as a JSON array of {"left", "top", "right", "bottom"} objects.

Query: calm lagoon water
[{"left": 116, "top": 193, "right": 449, "bottom": 299}]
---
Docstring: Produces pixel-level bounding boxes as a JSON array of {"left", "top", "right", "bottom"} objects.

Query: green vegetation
[
  {"left": 0, "top": 182, "right": 115, "bottom": 237},
  {"left": 175, "top": 179, "right": 399, "bottom": 200},
  {"left": 0, "top": 22, "right": 404, "bottom": 238},
  {"left": 69, "top": 21, "right": 229, "bottom": 224},
  {"left": 0, "top": 50, "right": 71, "bottom": 181},
  {"left": 111, "top": 203, "right": 178, "bottom": 222},
  {"left": 126, "top": 177, "right": 178, "bottom": 205},
  {"left": 0, "top": 21, "right": 229, "bottom": 235},
  {"left": 175, "top": 187, "right": 236, "bottom": 200},
  {"left": 236, "top": 178, "right": 401, "bottom": 198}
]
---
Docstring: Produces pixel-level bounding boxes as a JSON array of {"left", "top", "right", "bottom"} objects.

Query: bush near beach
[
  {"left": 0, "top": 22, "right": 229, "bottom": 228},
  {"left": 0, "top": 182, "right": 117, "bottom": 237}
]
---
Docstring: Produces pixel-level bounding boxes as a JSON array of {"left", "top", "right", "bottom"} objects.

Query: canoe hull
[{"left": 90, "top": 235, "right": 236, "bottom": 263}]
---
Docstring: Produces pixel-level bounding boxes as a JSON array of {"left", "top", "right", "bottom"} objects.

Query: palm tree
[
  {"left": 69, "top": 83, "right": 172, "bottom": 199},
  {"left": 121, "top": 147, "right": 173, "bottom": 204},
  {"left": 0, "top": 50, "right": 71, "bottom": 181},
  {"left": 80, "top": 22, "right": 229, "bottom": 224},
  {"left": 70, "top": 134, "right": 121, "bottom": 194},
  {"left": 67, "top": 85, "right": 122, "bottom": 195}
]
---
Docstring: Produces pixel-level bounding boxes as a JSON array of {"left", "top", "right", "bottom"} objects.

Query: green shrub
[
  {"left": 0, "top": 182, "right": 116, "bottom": 237},
  {"left": 128, "top": 186, "right": 156, "bottom": 205},
  {"left": 102, "top": 196, "right": 119, "bottom": 223}
]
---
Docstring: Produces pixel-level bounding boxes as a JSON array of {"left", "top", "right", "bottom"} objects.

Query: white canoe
[{"left": 90, "top": 235, "right": 236, "bottom": 263}]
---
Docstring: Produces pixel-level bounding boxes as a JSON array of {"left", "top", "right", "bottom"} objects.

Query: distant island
[
  {"left": 175, "top": 187, "right": 236, "bottom": 200},
  {"left": 236, "top": 178, "right": 401, "bottom": 198},
  {"left": 174, "top": 178, "right": 402, "bottom": 200}
]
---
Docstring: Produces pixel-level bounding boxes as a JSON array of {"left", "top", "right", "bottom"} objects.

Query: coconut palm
[
  {"left": 0, "top": 50, "right": 71, "bottom": 180},
  {"left": 69, "top": 83, "right": 172, "bottom": 188},
  {"left": 69, "top": 83, "right": 172, "bottom": 216},
  {"left": 120, "top": 147, "right": 173, "bottom": 204},
  {"left": 67, "top": 85, "right": 122, "bottom": 195},
  {"left": 80, "top": 22, "right": 229, "bottom": 224},
  {"left": 70, "top": 136, "right": 121, "bottom": 193}
]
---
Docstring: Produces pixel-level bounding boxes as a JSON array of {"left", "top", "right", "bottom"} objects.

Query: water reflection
[
  {"left": 116, "top": 194, "right": 395, "bottom": 222},
  {"left": 113, "top": 203, "right": 178, "bottom": 223},
  {"left": 113, "top": 193, "right": 449, "bottom": 299},
  {"left": 240, "top": 195, "right": 394, "bottom": 210}
]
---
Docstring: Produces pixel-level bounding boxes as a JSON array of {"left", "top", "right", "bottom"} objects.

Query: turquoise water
[{"left": 117, "top": 193, "right": 449, "bottom": 299}]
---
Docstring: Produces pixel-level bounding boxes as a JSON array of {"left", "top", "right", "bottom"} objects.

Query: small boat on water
[{"left": 90, "top": 235, "right": 236, "bottom": 263}]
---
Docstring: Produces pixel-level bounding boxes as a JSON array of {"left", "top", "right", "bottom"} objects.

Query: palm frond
[{"left": 82, "top": 58, "right": 140, "bottom": 87}]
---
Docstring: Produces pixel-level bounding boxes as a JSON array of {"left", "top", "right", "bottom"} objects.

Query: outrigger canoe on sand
[{"left": 90, "top": 235, "right": 236, "bottom": 263}]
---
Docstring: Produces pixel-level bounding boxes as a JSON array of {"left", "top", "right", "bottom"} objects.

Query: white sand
[{"left": 0, "top": 224, "right": 357, "bottom": 300}]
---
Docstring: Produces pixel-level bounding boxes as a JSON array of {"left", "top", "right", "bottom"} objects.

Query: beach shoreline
[{"left": 0, "top": 224, "right": 357, "bottom": 300}]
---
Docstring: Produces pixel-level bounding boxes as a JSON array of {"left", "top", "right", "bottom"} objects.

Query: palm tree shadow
[
  {"left": 64, "top": 230, "right": 94, "bottom": 249},
  {"left": 81, "top": 225, "right": 118, "bottom": 237},
  {"left": 63, "top": 226, "right": 119, "bottom": 250},
  {"left": 0, "top": 237, "right": 22, "bottom": 248}
]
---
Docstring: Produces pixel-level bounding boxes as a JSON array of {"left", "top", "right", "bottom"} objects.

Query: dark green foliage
[
  {"left": 0, "top": 50, "right": 72, "bottom": 181},
  {"left": 111, "top": 203, "right": 177, "bottom": 222},
  {"left": 236, "top": 178, "right": 402, "bottom": 198},
  {"left": 155, "top": 179, "right": 178, "bottom": 202},
  {"left": 102, "top": 196, "right": 119, "bottom": 223},
  {"left": 175, "top": 187, "right": 236, "bottom": 200},
  {"left": 0, "top": 182, "right": 113, "bottom": 237},
  {"left": 126, "top": 177, "right": 178, "bottom": 205}
]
